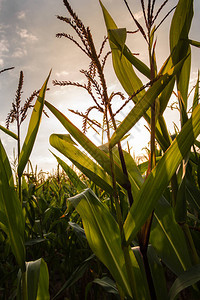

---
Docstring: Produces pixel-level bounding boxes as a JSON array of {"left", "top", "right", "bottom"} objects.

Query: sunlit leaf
[
  {"left": 192, "top": 70, "right": 199, "bottom": 111},
  {"left": 50, "top": 134, "right": 114, "bottom": 195},
  {"left": 100, "top": 0, "right": 146, "bottom": 99},
  {"left": 18, "top": 70, "right": 51, "bottom": 177},
  {"left": 0, "top": 125, "right": 18, "bottom": 140},
  {"left": 124, "top": 104, "right": 200, "bottom": 245},
  {"left": 170, "top": 0, "right": 193, "bottom": 109},
  {"left": 110, "top": 58, "right": 186, "bottom": 148},
  {"left": 45, "top": 101, "right": 129, "bottom": 189},
  {"left": 69, "top": 188, "right": 150, "bottom": 299},
  {"left": 150, "top": 197, "right": 192, "bottom": 275}
]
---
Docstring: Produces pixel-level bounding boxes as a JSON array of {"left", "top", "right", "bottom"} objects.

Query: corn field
[{"left": 1, "top": 0, "right": 200, "bottom": 299}]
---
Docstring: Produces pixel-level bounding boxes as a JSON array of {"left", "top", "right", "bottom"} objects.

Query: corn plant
[
  {"left": 45, "top": 0, "right": 200, "bottom": 299},
  {"left": 0, "top": 72, "right": 51, "bottom": 299}
]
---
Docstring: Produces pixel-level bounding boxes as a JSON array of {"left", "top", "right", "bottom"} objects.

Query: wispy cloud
[
  {"left": 12, "top": 47, "right": 27, "bottom": 58},
  {"left": 55, "top": 70, "right": 69, "bottom": 77},
  {"left": 0, "top": 23, "right": 10, "bottom": 33},
  {"left": 0, "top": 38, "right": 9, "bottom": 56},
  {"left": 134, "top": 10, "right": 143, "bottom": 21},
  {"left": 17, "top": 11, "right": 26, "bottom": 20},
  {"left": 17, "top": 28, "right": 38, "bottom": 42}
]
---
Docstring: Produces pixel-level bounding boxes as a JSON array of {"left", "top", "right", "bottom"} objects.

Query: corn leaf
[
  {"left": 50, "top": 134, "right": 114, "bottom": 195},
  {"left": 0, "top": 139, "right": 25, "bottom": 271},
  {"left": 45, "top": 101, "right": 129, "bottom": 189},
  {"left": 110, "top": 58, "right": 186, "bottom": 148},
  {"left": 0, "top": 125, "right": 18, "bottom": 140},
  {"left": 108, "top": 27, "right": 151, "bottom": 79},
  {"left": 124, "top": 103, "right": 200, "bottom": 245},
  {"left": 192, "top": 70, "right": 199, "bottom": 111},
  {"left": 36, "top": 258, "right": 50, "bottom": 300},
  {"left": 52, "top": 254, "right": 95, "bottom": 300},
  {"left": 26, "top": 259, "right": 41, "bottom": 300},
  {"left": 69, "top": 188, "right": 149, "bottom": 299},
  {"left": 188, "top": 39, "right": 200, "bottom": 48},
  {"left": 51, "top": 151, "right": 87, "bottom": 192},
  {"left": 150, "top": 197, "right": 192, "bottom": 275},
  {"left": 100, "top": 0, "right": 146, "bottom": 99},
  {"left": 18, "top": 71, "right": 51, "bottom": 177},
  {"left": 99, "top": 143, "right": 143, "bottom": 199},
  {"left": 170, "top": 0, "right": 193, "bottom": 109},
  {"left": 169, "top": 264, "right": 200, "bottom": 300}
]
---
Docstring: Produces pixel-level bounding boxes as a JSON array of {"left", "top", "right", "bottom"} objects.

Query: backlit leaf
[
  {"left": 124, "top": 104, "right": 200, "bottom": 245},
  {"left": 18, "top": 70, "right": 51, "bottom": 177}
]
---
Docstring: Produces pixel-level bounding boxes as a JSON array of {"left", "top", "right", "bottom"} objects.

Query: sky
[{"left": 0, "top": 0, "right": 200, "bottom": 174}]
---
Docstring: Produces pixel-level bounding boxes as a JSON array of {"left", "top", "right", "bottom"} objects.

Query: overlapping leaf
[
  {"left": 124, "top": 104, "right": 200, "bottom": 245},
  {"left": 69, "top": 188, "right": 150, "bottom": 299},
  {"left": 45, "top": 101, "right": 129, "bottom": 189},
  {"left": 109, "top": 58, "right": 186, "bottom": 148},
  {"left": 0, "top": 139, "right": 25, "bottom": 271},
  {"left": 51, "top": 151, "right": 87, "bottom": 192},
  {"left": 50, "top": 134, "right": 114, "bottom": 195}
]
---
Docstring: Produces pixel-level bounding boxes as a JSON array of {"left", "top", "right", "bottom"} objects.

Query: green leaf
[
  {"left": 150, "top": 197, "right": 192, "bottom": 275},
  {"left": 36, "top": 258, "right": 50, "bottom": 300},
  {"left": 69, "top": 188, "right": 149, "bottom": 299},
  {"left": 169, "top": 264, "right": 200, "bottom": 300},
  {"left": 188, "top": 39, "right": 200, "bottom": 48},
  {"left": 50, "top": 134, "right": 114, "bottom": 195},
  {"left": 108, "top": 28, "right": 126, "bottom": 55},
  {"left": 0, "top": 125, "right": 18, "bottom": 140},
  {"left": 93, "top": 277, "right": 120, "bottom": 297},
  {"left": 108, "top": 28, "right": 151, "bottom": 79},
  {"left": 110, "top": 58, "right": 186, "bottom": 148},
  {"left": 99, "top": 143, "right": 143, "bottom": 199},
  {"left": 52, "top": 254, "right": 95, "bottom": 300},
  {"left": 0, "top": 139, "right": 25, "bottom": 271},
  {"left": 18, "top": 70, "right": 51, "bottom": 177},
  {"left": 124, "top": 103, "right": 200, "bottom": 245},
  {"left": 100, "top": 0, "right": 151, "bottom": 80},
  {"left": 26, "top": 259, "right": 41, "bottom": 300},
  {"left": 45, "top": 101, "right": 129, "bottom": 189},
  {"left": 170, "top": 0, "right": 193, "bottom": 108},
  {"left": 192, "top": 70, "right": 199, "bottom": 111},
  {"left": 100, "top": 0, "right": 147, "bottom": 98},
  {"left": 51, "top": 151, "right": 87, "bottom": 192},
  {"left": 175, "top": 176, "right": 187, "bottom": 224},
  {"left": 147, "top": 245, "right": 168, "bottom": 300}
]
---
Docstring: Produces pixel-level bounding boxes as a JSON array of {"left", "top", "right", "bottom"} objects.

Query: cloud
[
  {"left": 0, "top": 38, "right": 9, "bottom": 56},
  {"left": 0, "top": 58, "right": 4, "bottom": 66},
  {"left": 134, "top": 10, "right": 143, "bottom": 21},
  {"left": 12, "top": 47, "right": 27, "bottom": 58},
  {"left": 55, "top": 70, "right": 69, "bottom": 77},
  {"left": 17, "top": 11, "right": 26, "bottom": 20},
  {"left": 17, "top": 28, "right": 38, "bottom": 42},
  {"left": 0, "top": 23, "right": 10, "bottom": 33}
]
